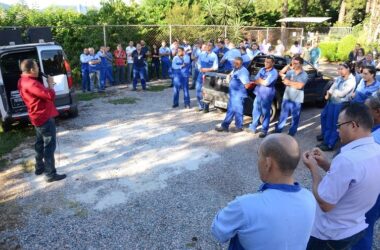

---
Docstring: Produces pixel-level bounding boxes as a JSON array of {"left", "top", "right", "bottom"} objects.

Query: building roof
[{"left": 277, "top": 17, "right": 331, "bottom": 23}]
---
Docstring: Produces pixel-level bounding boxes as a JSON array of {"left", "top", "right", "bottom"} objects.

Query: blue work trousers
[
  {"left": 321, "top": 102, "right": 343, "bottom": 148},
  {"left": 115, "top": 65, "right": 125, "bottom": 84},
  {"left": 196, "top": 72, "right": 209, "bottom": 110},
  {"left": 99, "top": 68, "right": 106, "bottom": 90},
  {"left": 307, "top": 230, "right": 365, "bottom": 250},
  {"left": 133, "top": 66, "right": 147, "bottom": 90},
  {"left": 275, "top": 100, "right": 302, "bottom": 136},
  {"left": 221, "top": 94, "right": 245, "bottom": 129},
  {"left": 352, "top": 195, "right": 380, "bottom": 250},
  {"left": 89, "top": 70, "right": 100, "bottom": 91},
  {"left": 106, "top": 66, "right": 114, "bottom": 85},
  {"left": 192, "top": 67, "right": 199, "bottom": 88},
  {"left": 161, "top": 59, "right": 170, "bottom": 79},
  {"left": 172, "top": 72, "right": 190, "bottom": 106},
  {"left": 249, "top": 96, "right": 273, "bottom": 133},
  {"left": 81, "top": 69, "right": 90, "bottom": 91},
  {"left": 34, "top": 118, "right": 57, "bottom": 178}
]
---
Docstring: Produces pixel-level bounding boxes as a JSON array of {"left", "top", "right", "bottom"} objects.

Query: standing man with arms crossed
[
  {"left": 274, "top": 56, "right": 308, "bottom": 136},
  {"left": 159, "top": 41, "right": 171, "bottom": 79},
  {"left": 80, "top": 48, "right": 90, "bottom": 93},
  {"left": 88, "top": 47, "right": 101, "bottom": 92},
  {"left": 247, "top": 56, "right": 278, "bottom": 138},
  {"left": 215, "top": 57, "right": 250, "bottom": 133},
  {"left": 211, "top": 134, "right": 316, "bottom": 249},
  {"left": 196, "top": 42, "right": 218, "bottom": 113},
  {"left": 18, "top": 59, "right": 66, "bottom": 183},
  {"left": 303, "top": 103, "right": 380, "bottom": 250},
  {"left": 114, "top": 44, "right": 126, "bottom": 85}
]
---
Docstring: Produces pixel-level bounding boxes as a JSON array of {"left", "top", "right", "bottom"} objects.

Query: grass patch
[
  {"left": 108, "top": 97, "right": 139, "bottom": 105},
  {"left": 0, "top": 158, "right": 8, "bottom": 170},
  {"left": 21, "top": 160, "right": 34, "bottom": 173},
  {"left": 0, "top": 200, "right": 24, "bottom": 231},
  {"left": 77, "top": 91, "right": 108, "bottom": 101},
  {"left": 66, "top": 200, "right": 89, "bottom": 218},
  {"left": 147, "top": 85, "right": 171, "bottom": 92},
  {"left": 0, "top": 125, "right": 34, "bottom": 159}
]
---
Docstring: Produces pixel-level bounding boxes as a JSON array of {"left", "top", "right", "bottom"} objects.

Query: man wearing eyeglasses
[
  {"left": 302, "top": 103, "right": 380, "bottom": 250},
  {"left": 274, "top": 56, "right": 308, "bottom": 136}
]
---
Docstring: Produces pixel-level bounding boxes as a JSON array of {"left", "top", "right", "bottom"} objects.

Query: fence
[{"left": 0, "top": 24, "right": 304, "bottom": 81}]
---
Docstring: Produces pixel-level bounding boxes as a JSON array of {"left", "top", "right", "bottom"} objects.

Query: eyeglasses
[{"left": 336, "top": 120, "right": 353, "bottom": 128}]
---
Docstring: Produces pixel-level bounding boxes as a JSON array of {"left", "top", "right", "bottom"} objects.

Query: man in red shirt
[
  {"left": 114, "top": 44, "right": 127, "bottom": 85},
  {"left": 18, "top": 59, "right": 66, "bottom": 182}
]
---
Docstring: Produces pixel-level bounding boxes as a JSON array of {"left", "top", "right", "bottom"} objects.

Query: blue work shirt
[
  {"left": 132, "top": 50, "right": 147, "bottom": 68},
  {"left": 328, "top": 74, "right": 356, "bottom": 104},
  {"left": 222, "top": 48, "right": 241, "bottom": 71},
  {"left": 242, "top": 53, "right": 252, "bottom": 68},
  {"left": 249, "top": 49, "right": 261, "bottom": 59},
  {"left": 198, "top": 52, "right": 218, "bottom": 71},
  {"left": 254, "top": 67, "right": 279, "bottom": 99},
  {"left": 80, "top": 53, "right": 90, "bottom": 71},
  {"left": 283, "top": 69, "right": 309, "bottom": 103},
  {"left": 229, "top": 66, "right": 250, "bottom": 97},
  {"left": 372, "top": 125, "right": 380, "bottom": 144},
  {"left": 159, "top": 47, "right": 171, "bottom": 62},
  {"left": 97, "top": 51, "right": 108, "bottom": 69},
  {"left": 172, "top": 55, "right": 191, "bottom": 78},
  {"left": 352, "top": 79, "right": 380, "bottom": 103},
  {"left": 310, "top": 47, "right": 321, "bottom": 64},
  {"left": 214, "top": 47, "right": 229, "bottom": 70},
  {"left": 105, "top": 52, "right": 113, "bottom": 67},
  {"left": 88, "top": 53, "right": 100, "bottom": 72},
  {"left": 211, "top": 183, "right": 316, "bottom": 250}
]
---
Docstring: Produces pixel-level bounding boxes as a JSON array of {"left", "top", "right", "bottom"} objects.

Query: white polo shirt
[{"left": 312, "top": 137, "right": 380, "bottom": 240}]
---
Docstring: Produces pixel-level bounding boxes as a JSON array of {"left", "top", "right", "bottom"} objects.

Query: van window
[
  {"left": 41, "top": 50, "right": 66, "bottom": 75},
  {"left": 0, "top": 50, "right": 38, "bottom": 76}
]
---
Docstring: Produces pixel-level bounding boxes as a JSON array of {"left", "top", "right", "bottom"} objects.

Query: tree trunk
[
  {"left": 301, "top": 0, "right": 308, "bottom": 16},
  {"left": 281, "top": 0, "right": 288, "bottom": 48},
  {"left": 338, "top": 0, "right": 346, "bottom": 23}
]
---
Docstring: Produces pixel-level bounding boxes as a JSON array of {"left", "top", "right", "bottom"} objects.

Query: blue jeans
[
  {"left": 151, "top": 60, "right": 160, "bottom": 79},
  {"left": 161, "top": 59, "right": 170, "bottom": 79},
  {"left": 133, "top": 66, "right": 147, "bottom": 90},
  {"left": 275, "top": 100, "right": 302, "bottom": 136},
  {"left": 89, "top": 70, "right": 100, "bottom": 91},
  {"left": 99, "top": 68, "right": 106, "bottom": 90},
  {"left": 307, "top": 230, "right": 365, "bottom": 250},
  {"left": 115, "top": 65, "right": 125, "bottom": 84},
  {"left": 35, "top": 119, "right": 57, "bottom": 178},
  {"left": 106, "top": 66, "right": 114, "bottom": 85},
  {"left": 222, "top": 95, "right": 245, "bottom": 129},
  {"left": 249, "top": 96, "right": 273, "bottom": 133},
  {"left": 192, "top": 67, "right": 199, "bottom": 88},
  {"left": 321, "top": 102, "right": 343, "bottom": 148},
  {"left": 173, "top": 72, "right": 190, "bottom": 106},
  {"left": 196, "top": 72, "right": 208, "bottom": 110},
  {"left": 352, "top": 195, "right": 380, "bottom": 250},
  {"left": 81, "top": 69, "right": 90, "bottom": 91}
]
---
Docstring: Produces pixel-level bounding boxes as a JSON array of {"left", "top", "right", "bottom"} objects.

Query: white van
[{"left": 0, "top": 42, "right": 78, "bottom": 131}]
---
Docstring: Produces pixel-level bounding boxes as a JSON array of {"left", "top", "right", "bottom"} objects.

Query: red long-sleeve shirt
[
  {"left": 114, "top": 49, "right": 126, "bottom": 66},
  {"left": 18, "top": 74, "right": 59, "bottom": 126}
]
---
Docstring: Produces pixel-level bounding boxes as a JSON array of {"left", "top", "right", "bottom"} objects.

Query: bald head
[{"left": 260, "top": 134, "right": 300, "bottom": 175}]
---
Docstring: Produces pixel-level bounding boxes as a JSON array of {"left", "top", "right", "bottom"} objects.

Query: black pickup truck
[{"left": 202, "top": 55, "right": 334, "bottom": 121}]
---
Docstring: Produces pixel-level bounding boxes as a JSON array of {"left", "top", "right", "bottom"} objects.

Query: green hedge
[
  {"left": 319, "top": 41, "right": 339, "bottom": 61},
  {"left": 336, "top": 35, "right": 357, "bottom": 61}
]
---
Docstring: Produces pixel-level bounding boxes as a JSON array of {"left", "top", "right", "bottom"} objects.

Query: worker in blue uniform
[
  {"left": 132, "top": 43, "right": 148, "bottom": 91},
  {"left": 248, "top": 56, "right": 278, "bottom": 138},
  {"left": 80, "top": 48, "right": 91, "bottom": 92},
  {"left": 172, "top": 47, "right": 191, "bottom": 109},
  {"left": 197, "top": 42, "right": 218, "bottom": 112},
  {"left": 214, "top": 41, "right": 229, "bottom": 72},
  {"left": 97, "top": 46, "right": 108, "bottom": 91},
  {"left": 105, "top": 46, "right": 115, "bottom": 85},
  {"left": 159, "top": 41, "right": 171, "bottom": 79},
  {"left": 215, "top": 57, "right": 250, "bottom": 133},
  {"left": 191, "top": 40, "right": 204, "bottom": 89},
  {"left": 88, "top": 47, "right": 101, "bottom": 92},
  {"left": 220, "top": 43, "right": 241, "bottom": 72}
]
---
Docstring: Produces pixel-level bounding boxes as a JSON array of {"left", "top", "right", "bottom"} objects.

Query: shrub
[
  {"left": 319, "top": 41, "right": 339, "bottom": 61},
  {"left": 336, "top": 35, "right": 357, "bottom": 61}
]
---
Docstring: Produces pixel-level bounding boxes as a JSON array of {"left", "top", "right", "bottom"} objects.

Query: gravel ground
[{"left": 0, "top": 66, "right": 379, "bottom": 249}]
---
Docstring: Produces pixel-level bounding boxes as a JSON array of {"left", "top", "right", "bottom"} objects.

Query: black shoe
[
  {"left": 316, "top": 134, "right": 324, "bottom": 141},
  {"left": 317, "top": 144, "right": 333, "bottom": 152},
  {"left": 215, "top": 125, "right": 228, "bottom": 132},
  {"left": 172, "top": 104, "right": 179, "bottom": 108},
  {"left": 46, "top": 174, "right": 67, "bottom": 183},
  {"left": 259, "top": 132, "right": 267, "bottom": 138},
  {"left": 203, "top": 108, "right": 209, "bottom": 113},
  {"left": 35, "top": 168, "right": 45, "bottom": 175},
  {"left": 230, "top": 127, "right": 243, "bottom": 133}
]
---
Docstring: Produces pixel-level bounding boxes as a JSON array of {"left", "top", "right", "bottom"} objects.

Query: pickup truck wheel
[
  {"left": 68, "top": 106, "right": 79, "bottom": 118},
  {"left": 1, "top": 121, "right": 11, "bottom": 132}
]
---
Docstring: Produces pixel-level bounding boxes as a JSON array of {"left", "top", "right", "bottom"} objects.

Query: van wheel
[
  {"left": 259, "top": 101, "right": 277, "bottom": 124},
  {"left": 68, "top": 106, "right": 79, "bottom": 118},
  {"left": 1, "top": 121, "right": 11, "bottom": 132}
]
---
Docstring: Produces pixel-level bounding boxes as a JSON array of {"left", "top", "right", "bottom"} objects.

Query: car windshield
[{"left": 40, "top": 50, "right": 66, "bottom": 75}]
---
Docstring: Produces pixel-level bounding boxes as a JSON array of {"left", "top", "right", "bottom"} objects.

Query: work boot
[
  {"left": 215, "top": 125, "right": 228, "bottom": 132},
  {"left": 230, "top": 127, "right": 243, "bottom": 133},
  {"left": 316, "top": 134, "right": 324, "bottom": 141},
  {"left": 46, "top": 174, "right": 67, "bottom": 183}
]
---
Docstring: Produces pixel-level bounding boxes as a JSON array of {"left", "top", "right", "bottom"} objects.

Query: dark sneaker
[
  {"left": 316, "top": 134, "right": 324, "bottom": 141},
  {"left": 215, "top": 125, "right": 228, "bottom": 132},
  {"left": 230, "top": 127, "right": 243, "bottom": 133},
  {"left": 172, "top": 105, "right": 179, "bottom": 108},
  {"left": 46, "top": 174, "right": 67, "bottom": 183},
  {"left": 317, "top": 144, "right": 334, "bottom": 152},
  {"left": 35, "top": 168, "right": 45, "bottom": 176},
  {"left": 259, "top": 132, "right": 267, "bottom": 138}
]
